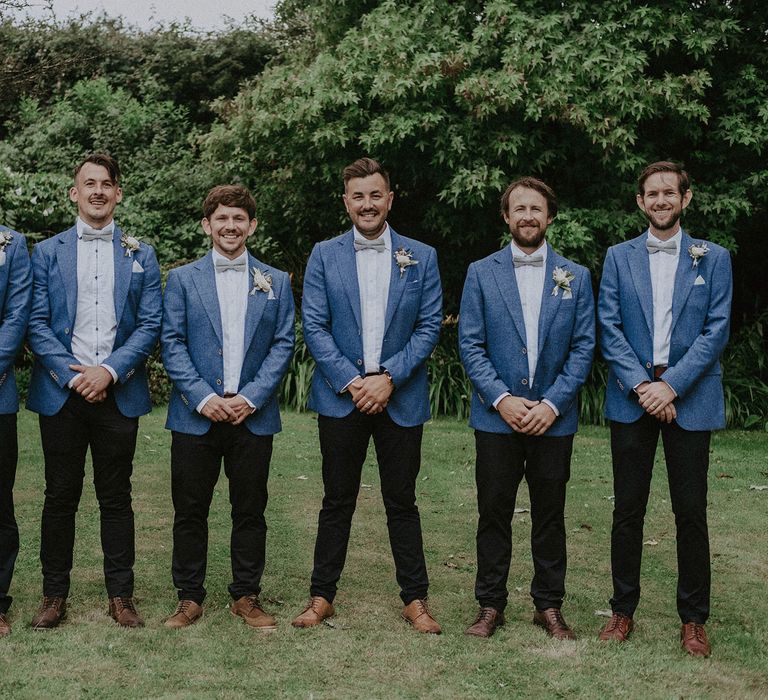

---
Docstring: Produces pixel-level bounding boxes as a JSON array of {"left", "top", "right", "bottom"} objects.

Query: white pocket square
[
  {"left": 132, "top": 260, "right": 144, "bottom": 273},
  {"left": 694, "top": 275, "right": 705, "bottom": 286}
]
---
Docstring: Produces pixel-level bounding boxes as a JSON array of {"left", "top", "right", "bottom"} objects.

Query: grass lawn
[{"left": 1, "top": 408, "right": 767, "bottom": 699}]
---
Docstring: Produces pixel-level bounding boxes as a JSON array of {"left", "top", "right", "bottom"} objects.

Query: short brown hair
[
  {"left": 202, "top": 185, "right": 257, "bottom": 220},
  {"left": 342, "top": 157, "right": 390, "bottom": 189},
  {"left": 637, "top": 161, "right": 690, "bottom": 196},
  {"left": 74, "top": 153, "right": 121, "bottom": 183},
  {"left": 500, "top": 177, "right": 558, "bottom": 218}
]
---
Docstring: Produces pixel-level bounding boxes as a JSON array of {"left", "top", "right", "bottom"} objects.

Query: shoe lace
[
  {"left": 115, "top": 597, "right": 137, "bottom": 614},
  {"left": 42, "top": 596, "right": 62, "bottom": 610},
  {"left": 549, "top": 609, "right": 567, "bottom": 628},
  {"left": 309, "top": 596, "right": 326, "bottom": 613},
  {"left": 605, "top": 613, "right": 625, "bottom": 632},
  {"left": 244, "top": 595, "right": 262, "bottom": 611},
  {"left": 685, "top": 623, "right": 706, "bottom": 644},
  {"left": 412, "top": 599, "right": 431, "bottom": 617},
  {"left": 475, "top": 608, "right": 496, "bottom": 624},
  {"left": 177, "top": 600, "right": 194, "bottom": 615}
]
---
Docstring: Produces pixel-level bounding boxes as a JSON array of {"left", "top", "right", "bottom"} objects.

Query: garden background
[
  {"left": 1, "top": 3, "right": 767, "bottom": 698},
  {"left": 1, "top": 0, "right": 767, "bottom": 429}
]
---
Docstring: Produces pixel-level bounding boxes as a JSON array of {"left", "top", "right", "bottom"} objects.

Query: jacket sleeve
[{"left": 0, "top": 235, "right": 32, "bottom": 374}]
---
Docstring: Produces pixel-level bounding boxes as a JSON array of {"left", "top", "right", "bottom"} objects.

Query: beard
[
  {"left": 510, "top": 223, "right": 547, "bottom": 250},
  {"left": 646, "top": 208, "right": 682, "bottom": 232}
]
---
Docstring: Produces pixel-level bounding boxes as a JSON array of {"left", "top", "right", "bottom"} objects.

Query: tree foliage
[{"left": 207, "top": 0, "right": 767, "bottom": 311}]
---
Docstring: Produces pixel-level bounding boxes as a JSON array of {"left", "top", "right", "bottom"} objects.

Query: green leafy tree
[{"left": 206, "top": 0, "right": 767, "bottom": 314}]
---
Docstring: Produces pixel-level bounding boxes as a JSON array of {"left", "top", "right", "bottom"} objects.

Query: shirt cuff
[
  {"left": 102, "top": 364, "right": 118, "bottom": 384},
  {"left": 67, "top": 374, "right": 81, "bottom": 389},
  {"left": 541, "top": 398, "right": 559, "bottom": 417},
  {"left": 238, "top": 394, "right": 256, "bottom": 409},
  {"left": 196, "top": 393, "right": 216, "bottom": 414},
  {"left": 341, "top": 375, "right": 363, "bottom": 394},
  {"left": 663, "top": 380, "right": 678, "bottom": 397},
  {"left": 493, "top": 392, "right": 511, "bottom": 409}
]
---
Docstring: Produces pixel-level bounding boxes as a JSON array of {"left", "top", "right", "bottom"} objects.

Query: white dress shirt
[
  {"left": 196, "top": 250, "right": 253, "bottom": 413},
  {"left": 648, "top": 229, "right": 681, "bottom": 366},
  {"left": 493, "top": 241, "right": 559, "bottom": 416},
  {"left": 355, "top": 224, "right": 392, "bottom": 375},
  {"left": 68, "top": 217, "right": 118, "bottom": 386}
]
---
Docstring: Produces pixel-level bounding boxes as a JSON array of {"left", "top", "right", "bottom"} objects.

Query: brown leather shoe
[
  {"left": 31, "top": 596, "right": 67, "bottom": 629},
  {"left": 108, "top": 597, "right": 144, "bottom": 628},
  {"left": 291, "top": 596, "right": 334, "bottom": 628},
  {"left": 465, "top": 607, "right": 504, "bottom": 638},
  {"left": 598, "top": 612, "right": 634, "bottom": 641},
  {"left": 231, "top": 595, "right": 277, "bottom": 631},
  {"left": 164, "top": 599, "right": 203, "bottom": 629},
  {"left": 533, "top": 607, "right": 576, "bottom": 640},
  {"left": 0, "top": 613, "right": 10, "bottom": 637},
  {"left": 681, "top": 622, "right": 711, "bottom": 657},
  {"left": 402, "top": 599, "right": 441, "bottom": 634}
]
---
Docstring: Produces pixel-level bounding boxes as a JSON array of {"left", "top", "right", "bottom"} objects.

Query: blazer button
[
  {"left": 522, "top": 348, "right": 527, "bottom": 354},
  {"left": 64, "top": 328, "right": 70, "bottom": 334},
  {"left": 216, "top": 379, "right": 222, "bottom": 385},
  {"left": 357, "top": 359, "right": 363, "bottom": 366},
  {"left": 521, "top": 378, "right": 528, "bottom": 386},
  {"left": 218, "top": 348, "right": 223, "bottom": 355},
  {"left": 646, "top": 362, "right": 652, "bottom": 369}
]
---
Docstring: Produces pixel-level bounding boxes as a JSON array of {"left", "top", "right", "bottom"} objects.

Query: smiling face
[
  {"left": 202, "top": 204, "right": 257, "bottom": 259},
  {"left": 503, "top": 186, "right": 552, "bottom": 254},
  {"left": 636, "top": 171, "right": 692, "bottom": 239},
  {"left": 69, "top": 162, "right": 122, "bottom": 228},
  {"left": 342, "top": 173, "right": 394, "bottom": 239}
]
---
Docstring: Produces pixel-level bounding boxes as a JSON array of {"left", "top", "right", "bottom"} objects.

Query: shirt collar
[
  {"left": 76, "top": 217, "right": 115, "bottom": 238},
  {"left": 353, "top": 223, "right": 391, "bottom": 251},
  {"left": 646, "top": 228, "right": 682, "bottom": 246},
  {"left": 212, "top": 249, "right": 249, "bottom": 267},
  {"left": 510, "top": 240, "right": 548, "bottom": 262}
]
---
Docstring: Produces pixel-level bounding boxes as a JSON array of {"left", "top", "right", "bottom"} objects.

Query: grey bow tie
[
  {"left": 81, "top": 226, "right": 113, "bottom": 242},
  {"left": 215, "top": 259, "right": 247, "bottom": 272},
  {"left": 513, "top": 254, "right": 544, "bottom": 268},
  {"left": 646, "top": 239, "right": 678, "bottom": 255},
  {"left": 354, "top": 237, "right": 386, "bottom": 252}
]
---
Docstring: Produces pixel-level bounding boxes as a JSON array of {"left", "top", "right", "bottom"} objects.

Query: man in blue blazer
[
  {"left": 459, "top": 177, "right": 595, "bottom": 639},
  {"left": 27, "top": 153, "right": 162, "bottom": 629},
  {"left": 291, "top": 158, "right": 443, "bottom": 633},
  {"left": 161, "top": 185, "right": 294, "bottom": 630},
  {"left": 597, "top": 161, "right": 732, "bottom": 657},
  {"left": 0, "top": 226, "right": 32, "bottom": 637}
]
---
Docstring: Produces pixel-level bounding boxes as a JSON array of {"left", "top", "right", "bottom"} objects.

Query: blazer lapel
[
  {"left": 112, "top": 225, "right": 132, "bottom": 322},
  {"left": 243, "top": 253, "right": 269, "bottom": 352},
  {"left": 628, "top": 233, "right": 654, "bottom": 335},
  {"left": 383, "top": 229, "right": 409, "bottom": 337},
  {"left": 671, "top": 230, "right": 698, "bottom": 328},
  {"left": 335, "top": 231, "right": 362, "bottom": 331},
  {"left": 490, "top": 248, "right": 527, "bottom": 345},
  {"left": 191, "top": 252, "right": 223, "bottom": 345},
  {"left": 536, "top": 244, "right": 562, "bottom": 353},
  {"left": 55, "top": 227, "right": 79, "bottom": 326}
]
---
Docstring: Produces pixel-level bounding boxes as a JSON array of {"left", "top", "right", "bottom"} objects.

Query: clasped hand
[
  {"left": 349, "top": 375, "right": 394, "bottom": 415},
  {"left": 69, "top": 364, "right": 113, "bottom": 403},
  {"left": 200, "top": 395, "right": 255, "bottom": 425},
  {"left": 635, "top": 381, "right": 677, "bottom": 423},
  {"left": 497, "top": 395, "right": 556, "bottom": 436}
]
